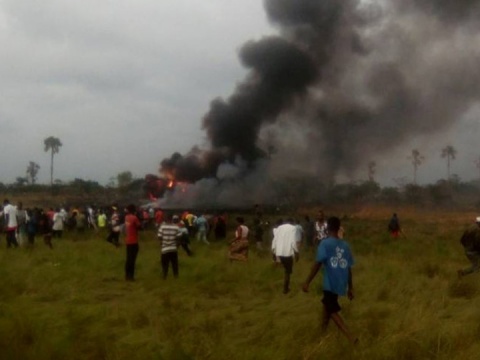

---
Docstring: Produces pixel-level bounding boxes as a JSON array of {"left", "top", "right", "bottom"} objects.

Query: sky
[
  {"left": 0, "top": 0, "right": 479, "bottom": 187},
  {"left": 0, "top": 0, "right": 273, "bottom": 185}
]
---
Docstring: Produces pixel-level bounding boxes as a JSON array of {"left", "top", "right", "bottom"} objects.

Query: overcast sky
[
  {"left": 0, "top": 0, "right": 478, "bottom": 187},
  {"left": 0, "top": 0, "right": 273, "bottom": 185}
]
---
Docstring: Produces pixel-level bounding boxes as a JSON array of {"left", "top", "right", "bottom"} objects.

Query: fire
[{"left": 167, "top": 180, "right": 175, "bottom": 188}]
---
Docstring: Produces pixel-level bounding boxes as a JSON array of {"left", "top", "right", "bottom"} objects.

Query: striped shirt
[{"left": 158, "top": 223, "right": 180, "bottom": 253}]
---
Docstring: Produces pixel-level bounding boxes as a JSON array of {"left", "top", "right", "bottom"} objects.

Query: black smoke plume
[{"left": 156, "top": 0, "right": 480, "bottom": 206}]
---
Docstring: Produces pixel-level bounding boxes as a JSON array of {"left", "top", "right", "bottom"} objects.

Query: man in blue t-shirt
[{"left": 302, "top": 216, "right": 357, "bottom": 344}]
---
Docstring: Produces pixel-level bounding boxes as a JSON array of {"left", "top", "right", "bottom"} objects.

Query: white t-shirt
[
  {"left": 3, "top": 204, "right": 18, "bottom": 228},
  {"left": 272, "top": 223, "right": 299, "bottom": 257}
]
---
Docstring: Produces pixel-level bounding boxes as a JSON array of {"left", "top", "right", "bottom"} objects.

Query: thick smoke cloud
[{"left": 157, "top": 0, "right": 480, "bottom": 207}]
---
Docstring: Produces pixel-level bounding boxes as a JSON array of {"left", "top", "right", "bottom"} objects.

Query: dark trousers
[
  {"left": 180, "top": 241, "right": 193, "bottom": 256},
  {"left": 161, "top": 251, "right": 179, "bottom": 279},
  {"left": 6, "top": 229, "right": 18, "bottom": 248},
  {"left": 279, "top": 256, "right": 294, "bottom": 293},
  {"left": 28, "top": 233, "right": 35, "bottom": 245},
  {"left": 125, "top": 244, "right": 139, "bottom": 280},
  {"left": 107, "top": 231, "right": 120, "bottom": 246}
]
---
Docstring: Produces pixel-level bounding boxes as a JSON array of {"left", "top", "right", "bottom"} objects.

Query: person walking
[
  {"left": 458, "top": 216, "right": 480, "bottom": 277},
  {"left": 158, "top": 214, "right": 182, "bottom": 279},
  {"left": 302, "top": 216, "right": 357, "bottom": 344},
  {"left": 272, "top": 218, "right": 299, "bottom": 294},
  {"left": 1, "top": 199, "right": 18, "bottom": 248},
  {"left": 124, "top": 204, "right": 141, "bottom": 281}
]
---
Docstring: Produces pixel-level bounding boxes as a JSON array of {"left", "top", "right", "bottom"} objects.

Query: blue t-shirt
[{"left": 316, "top": 236, "right": 354, "bottom": 296}]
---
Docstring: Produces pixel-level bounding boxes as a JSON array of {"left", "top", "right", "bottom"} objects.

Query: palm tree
[
  {"left": 26, "top": 161, "right": 40, "bottom": 184},
  {"left": 408, "top": 149, "right": 424, "bottom": 185},
  {"left": 367, "top": 161, "right": 376, "bottom": 182},
  {"left": 441, "top": 145, "right": 457, "bottom": 180},
  {"left": 475, "top": 156, "right": 480, "bottom": 181},
  {"left": 44, "top": 136, "right": 62, "bottom": 186}
]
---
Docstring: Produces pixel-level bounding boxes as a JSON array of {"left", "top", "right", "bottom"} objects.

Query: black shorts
[
  {"left": 322, "top": 290, "right": 341, "bottom": 314},
  {"left": 279, "top": 256, "right": 293, "bottom": 274}
]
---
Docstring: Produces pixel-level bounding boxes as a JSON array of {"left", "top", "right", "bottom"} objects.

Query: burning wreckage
[{"left": 146, "top": 0, "right": 480, "bottom": 209}]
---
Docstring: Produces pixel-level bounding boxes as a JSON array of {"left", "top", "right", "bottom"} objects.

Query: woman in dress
[{"left": 229, "top": 217, "right": 249, "bottom": 262}]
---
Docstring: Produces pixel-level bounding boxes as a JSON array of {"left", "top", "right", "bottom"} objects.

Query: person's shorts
[
  {"left": 279, "top": 256, "right": 293, "bottom": 274},
  {"left": 322, "top": 290, "right": 341, "bottom": 314}
]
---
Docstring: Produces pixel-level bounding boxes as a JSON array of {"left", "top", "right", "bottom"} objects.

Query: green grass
[{"left": 0, "top": 212, "right": 478, "bottom": 359}]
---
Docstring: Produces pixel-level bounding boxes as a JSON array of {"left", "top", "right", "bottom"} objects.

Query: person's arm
[
  {"left": 347, "top": 267, "right": 354, "bottom": 300},
  {"left": 292, "top": 238, "right": 299, "bottom": 262},
  {"left": 302, "top": 262, "right": 321, "bottom": 292}
]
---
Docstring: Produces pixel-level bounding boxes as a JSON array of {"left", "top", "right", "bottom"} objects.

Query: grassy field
[{"left": 0, "top": 207, "right": 479, "bottom": 359}]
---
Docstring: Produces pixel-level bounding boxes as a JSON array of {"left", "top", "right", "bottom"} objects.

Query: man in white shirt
[
  {"left": 1, "top": 199, "right": 19, "bottom": 248},
  {"left": 272, "top": 218, "right": 299, "bottom": 294}
]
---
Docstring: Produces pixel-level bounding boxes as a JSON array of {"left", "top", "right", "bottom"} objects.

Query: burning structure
[{"left": 148, "top": 0, "right": 480, "bottom": 208}]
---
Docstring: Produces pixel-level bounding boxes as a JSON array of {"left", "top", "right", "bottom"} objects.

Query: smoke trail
[{"left": 156, "top": 0, "right": 480, "bottom": 206}]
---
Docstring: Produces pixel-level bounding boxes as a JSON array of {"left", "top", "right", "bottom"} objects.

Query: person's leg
[
  {"left": 459, "top": 251, "right": 480, "bottom": 276},
  {"left": 11, "top": 230, "right": 18, "bottom": 248},
  {"left": 330, "top": 312, "right": 357, "bottom": 344},
  {"left": 322, "top": 306, "right": 331, "bottom": 331},
  {"left": 113, "top": 232, "right": 120, "bottom": 247},
  {"left": 125, "top": 245, "right": 133, "bottom": 280},
  {"left": 172, "top": 252, "right": 179, "bottom": 278},
  {"left": 280, "top": 256, "right": 293, "bottom": 293},
  {"left": 181, "top": 242, "right": 192, "bottom": 256},
  {"left": 161, "top": 253, "right": 169, "bottom": 279},
  {"left": 130, "top": 244, "right": 139, "bottom": 280},
  {"left": 44, "top": 234, "right": 53, "bottom": 249}
]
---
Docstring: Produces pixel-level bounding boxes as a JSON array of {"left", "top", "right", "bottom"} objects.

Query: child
[{"left": 302, "top": 216, "right": 357, "bottom": 344}]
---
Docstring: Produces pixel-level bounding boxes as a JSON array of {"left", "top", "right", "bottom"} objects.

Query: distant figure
[
  {"left": 97, "top": 210, "right": 107, "bottom": 230},
  {"left": 26, "top": 208, "right": 38, "bottom": 246},
  {"left": 388, "top": 213, "right": 401, "bottom": 238},
  {"left": 315, "top": 210, "right": 328, "bottom": 246},
  {"left": 253, "top": 212, "right": 266, "bottom": 250},
  {"left": 195, "top": 214, "right": 210, "bottom": 245},
  {"left": 52, "top": 208, "right": 64, "bottom": 238},
  {"left": 124, "top": 204, "right": 141, "bottom": 281},
  {"left": 106, "top": 207, "right": 121, "bottom": 247},
  {"left": 158, "top": 214, "right": 182, "bottom": 279},
  {"left": 38, "top": 209, "right": 53, "bottom": 249},
  {"left": 214, "top": 212, "right": 227, "bottom": 240},
  {"left": 76, "top": 210, "right": 87, "bottom": 233},
  {"left": 16, "top": 202, "right": 27, "bottom": 246},
  {"left": 229, "top": 217, "right": 249, "bottom": 262},
  {"left": 272, "top": 219, "right": 299, "bottom": 294},
  {"left": 178, "top": 219, "right": 193, "bottom": 256},
  {"left": 303, "top": 216, "right": 357, "bottom": 344},
  {"left": 304, "top": 215, "right": 315, "bottom": 249},
  {"left": 1, "top": 199, "right": 18, "bottom": 248},
  {"left": 458, "top": 217, "right": 480, "bottom": 277}
]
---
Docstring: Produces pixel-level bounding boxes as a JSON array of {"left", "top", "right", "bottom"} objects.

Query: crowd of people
[{"left": 6, "top": 198, "right": 479, "bottom": 345}]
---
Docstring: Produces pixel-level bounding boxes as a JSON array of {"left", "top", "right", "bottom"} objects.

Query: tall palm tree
[
  {"left": 475, "top": 156, "right": 480, "bottom": 181},
  {"left": 367, "top": 161, "right": 376, "bottom": 182},
  {"left": 44, "top": 136, "right": 62, "bottom": 186},
  {"left": 408, "top": 149, "right": 424, "bottom": 185},
  {"left": 441, "top": 145, "right": 457, "bottom": 180}
]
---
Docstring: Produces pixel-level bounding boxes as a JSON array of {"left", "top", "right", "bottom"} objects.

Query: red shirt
[
  {"left": 124, "top": 214, "right": 141, "bottom": 245},
  {"left": 155, "top": 210, "right": 164, "bottom": 225}
]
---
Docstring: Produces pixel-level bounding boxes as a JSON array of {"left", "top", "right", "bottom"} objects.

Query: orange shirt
[{"left": 125, "top": 214, "right": 141, "bottom": 245}]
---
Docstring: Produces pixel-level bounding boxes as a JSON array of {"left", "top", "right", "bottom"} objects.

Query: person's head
[
  {"left": 3, "top": 199, "right": 9, "bottom": 206},
  {"left": 236, "top": 217, "right": 244, "bottom": 225},
  {"left": 126, "top": 204, "right": 136, "bottom": 214},
  {"left": 476, "top": 216, "right": 480, "bottom": 227},
  {"left": 317, "top": 210, "right": 325, "bottom": 221},
  {"left": 327, "top": 216, "right": 341, "bottom": 234},
  {"left": 172, "top": 215, "right": 180, "bottom": 224}
]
